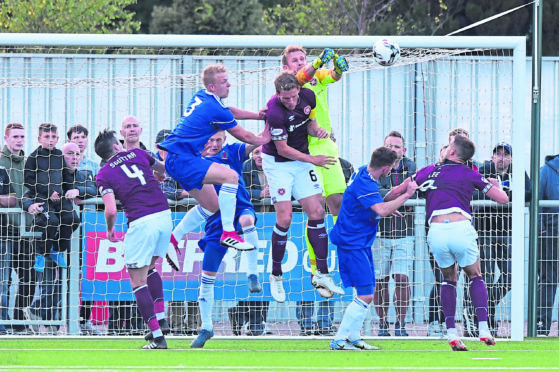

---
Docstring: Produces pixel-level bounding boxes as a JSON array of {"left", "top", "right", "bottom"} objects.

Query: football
[{"left": 373, "top": 38, "right": 401, "bottom": 66}]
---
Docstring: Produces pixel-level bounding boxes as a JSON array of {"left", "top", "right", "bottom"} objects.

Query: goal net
[{"left": 0, "top": 35, "right": 526, "bottom": 340}]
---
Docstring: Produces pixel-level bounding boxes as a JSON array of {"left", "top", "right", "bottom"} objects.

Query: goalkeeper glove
[
  {"left": 333, "top": 54, "right": 349, "bottom": 74},
  {"left": 312, "top": 48, "right": 335, "bottom": 69}
]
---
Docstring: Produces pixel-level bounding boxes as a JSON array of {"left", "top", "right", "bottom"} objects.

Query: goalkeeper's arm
[{"left": 296, "top": 48, "right": 335, "bottom": 85}]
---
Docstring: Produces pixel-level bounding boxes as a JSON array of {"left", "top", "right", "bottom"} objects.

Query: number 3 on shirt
[
  {"left": 121, "top": 164, "right": 146, "bottom": 185},
  {"left": 183, "top": 96, "right": 203, "bottom": 117}
]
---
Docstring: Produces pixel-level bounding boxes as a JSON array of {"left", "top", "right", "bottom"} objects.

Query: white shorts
[
  {"left": 262, "top": 153, "right": 323, "bottom": 202},
  {"left": 427, "top": 220, "right": 479, "bottom": 269},
  {"left": 124, "top": 209, "right": 172, "bottom": 269},
  {"left": 372, "top": 236, "right": 414, "bottom": 278}
]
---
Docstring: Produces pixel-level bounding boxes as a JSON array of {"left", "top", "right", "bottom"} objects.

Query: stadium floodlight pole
[{"left": 527, "top": 0, "right": 543, "bottom": 338}]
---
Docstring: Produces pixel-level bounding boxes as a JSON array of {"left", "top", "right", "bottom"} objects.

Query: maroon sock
[
  {"left": 147, "top": 268, "right": 165, "bottom": 315},
  {"left": 441, "top": 280, "right": 457, "bottom": 329},
  {"left": 271, "top": 224, "right": 289, "bottom": 276},
  {"left": 133, "top": 285, "right": 160, "bottom": 332},
  {"left": 307, "top": 219, "right": 329, "bottom": 274},
  {"left": 470, "top": 276, "right": 489, "bottom": 322}
]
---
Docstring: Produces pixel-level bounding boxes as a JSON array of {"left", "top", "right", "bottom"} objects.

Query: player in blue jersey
[
  {"left": 329, "top": 146, "right": 418, "bottom": 350},
  {"left": 158, "top": 64, "right": 269, "bottom": 252},
  {"left": 403, "top": 135, "right": 508, "bottom": 351},
  {"left": 188, "top": 131, "right": 263, "bottom": 348},
  {"left": 95, "top": 129, "right": 171, "bottom": 350}
]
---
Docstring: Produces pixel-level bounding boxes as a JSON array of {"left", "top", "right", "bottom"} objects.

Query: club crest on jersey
[
  {"left": 278, "top": 188, "right": 286, "bottom": 196},
  {"left": 304, "top": 105, "right": 311, "bottom": 115},
  {"left": 221, "top": 151, "right": 229, "bottom": 159}
]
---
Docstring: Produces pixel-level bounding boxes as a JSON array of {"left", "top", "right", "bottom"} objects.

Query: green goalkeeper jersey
[{"left": 298, "top": 68, "right": 340, "bottom": 148}]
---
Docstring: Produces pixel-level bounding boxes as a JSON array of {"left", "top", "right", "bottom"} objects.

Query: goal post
[{"left": 0, "top": 34, "right": 526, "bottom": 340}]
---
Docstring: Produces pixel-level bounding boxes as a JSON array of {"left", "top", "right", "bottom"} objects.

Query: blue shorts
[
  {"left": 198, "top": 208, "right": 256, "bottom": 272},
  {"left": 336, "top": 245, "right": 376, "bottom": 295},
  {"left": 165, "top": 151, "right": 212, "bottom": 191}
]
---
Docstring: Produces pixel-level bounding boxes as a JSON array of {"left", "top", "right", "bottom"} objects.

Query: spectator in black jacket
[
  {"left": 472, "top": 142, "right": 530, "bottom": 335},
  {"left": 61, "top": 142, "right": 99, "bottom": 335},
  {"left": 23, "top": 123, "right": 79, "bottom": 272}
]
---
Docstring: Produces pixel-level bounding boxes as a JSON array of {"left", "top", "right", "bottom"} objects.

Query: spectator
[
  {"left": 0, "top": 123, "right": 35, "bottom": 335},
  {"left": 472, "top": 142, "right": 530, "bottom": 336},
  {"left": 154, "top": 128, "right": 200, "bottom": 336},
  {"left": 120, "top": 115, "right": 149, "bottom": 152},
  {"left": 227, "top": 145, "right": 270, "bottom": 336},
  {"left": 537, "top": 152, "right": 559, "bottom": 336},
  {"left": 67, "top": 124, "right": 100, "bottom": 176},
  {"left": 23, "top": 123, "right": 79, "bottom": 271},
  {"left": 0, "top": 148, "right": 17, "bottom": 334},
  {"left": 373, "top": 130, "right": 416, "bottom": 337},
  {"left": 61, "top": 142, "right": 99, "bottom": 334},
  {"left": 67, "top": 124, "right": 103, "bottom": 333}
]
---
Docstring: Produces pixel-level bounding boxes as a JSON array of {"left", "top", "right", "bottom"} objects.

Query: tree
[
  {"left": 0, "top": 0, "right": 140, "bottom": 33},
  {"left": 127, "top": 0, "right": 172, "bottom": 34},
  {"left": 263, "top": 0, "right": 463, "bottom": 36},
  {"left": 150, "top": 0, "right": 266, "bottom": 35}
]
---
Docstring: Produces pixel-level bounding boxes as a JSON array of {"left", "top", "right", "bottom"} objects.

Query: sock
[
  {"left": 147, "top": 268, "right": 166, "bottom": 320},
  {"left": 441, "top": 280, "right": 457, "bottom": 330},
  {"left": 133, "top": 285, "right": 161, "bottom": 338},
  {"left": 173, "top": 205, "right": 212, "bottom": 239},
  {"left": 199, "top": 274, "right": 215, "bottom": 331},
  {"left": 305, "top": 224, "right": 317, "bottom": 276},
  {"left": 447, "top": 327, "right": 459, "bottom": 341},
  {"left": 307, "top": 219, "right": 329, "bottom": 274},
  {"left": 271, "top": 224, "right": 289, "bottom": 276},
  {"left": 242, "top": 225, "right": 259, "bottom": 276},
  {"left": 470, "top": 276, "right": 489, "bottom": 323},
  {"left": 335, "top": 297, "right": 369, "bottom": 342},
  {"left": 219, "top": 183, "right": 239, "bottom": 232}
]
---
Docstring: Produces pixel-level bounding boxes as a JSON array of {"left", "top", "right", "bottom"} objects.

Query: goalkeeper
[{"left": 281, "top": 46, "right": 349, "bottom": 333}]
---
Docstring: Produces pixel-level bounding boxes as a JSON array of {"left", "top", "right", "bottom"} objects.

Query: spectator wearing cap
[{"left": 471, "top": 142, "right": 530, "bottom": 336}]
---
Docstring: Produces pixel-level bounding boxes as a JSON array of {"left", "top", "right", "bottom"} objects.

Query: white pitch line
[
  {"left": 0, "top": 348, "right": 557, "bottom": 353},
  {"left": 1, "top": 367, "right": 559, "bottom": 371}
]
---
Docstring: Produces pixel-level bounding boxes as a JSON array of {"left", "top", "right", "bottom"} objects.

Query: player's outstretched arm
[
  {"left": 229, "top": 106, "right": 266, "bottom": 121},
  {"left": 384, "top": 177, "right": 412, "bottom": 201},
  {"left": 372, "top": 181, "right": 418, "bottom": 217},
  {"left": 227, "top": 124, "right": 270, "bottom": 146},
  {"left": 297, "top": 48, "right": 335, "bottom": 85},
  {"left": 332, "top": 54, "right": 349, "bottom": 80},
  {"left": 485, "top": 178, "right": 510, "bottom": 204}
]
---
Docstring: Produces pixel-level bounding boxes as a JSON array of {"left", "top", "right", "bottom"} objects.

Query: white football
[{"left": 373, "top": 38, "right": 401, "bottom": 66}]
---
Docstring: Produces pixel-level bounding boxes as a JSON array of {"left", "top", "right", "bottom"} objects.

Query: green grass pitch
[{"left": 5, "top": 337, "right": 559, "bottom": 371}]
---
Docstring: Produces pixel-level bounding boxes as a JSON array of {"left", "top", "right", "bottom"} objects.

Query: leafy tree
[
  {"left": 127, "top": 0, "right": 172, "bottom": 34},
  {"left": 0, "top": 0, "right": 140, "bottom": 33},
  {"left": 263, "top": 0, "right": 463, "bottom": 36},
  {"left": 150, "top": 0, "right": 266, "bottom": 34}
]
